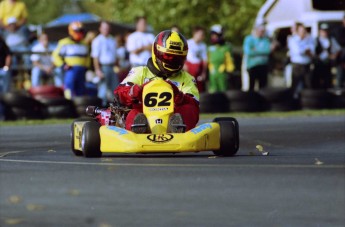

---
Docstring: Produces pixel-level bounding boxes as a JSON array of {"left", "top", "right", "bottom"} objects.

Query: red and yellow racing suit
[{"left": 114, "top": 59, "right": 200, "bottom": 131}]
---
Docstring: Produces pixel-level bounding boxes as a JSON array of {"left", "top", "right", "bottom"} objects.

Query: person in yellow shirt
[
  {"left": 52, "top": 21, "right": 90, "bottom": 98},
  {"left": 0, "top": 0, "right": 28, "bottom": 34}
]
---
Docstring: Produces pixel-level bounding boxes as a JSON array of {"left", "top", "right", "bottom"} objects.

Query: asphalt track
[{"left": 0, "top": 116, "right": 344, "bottom": 227}]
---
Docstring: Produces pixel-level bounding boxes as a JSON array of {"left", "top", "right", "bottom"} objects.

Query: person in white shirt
[
  {"left": 91, "top": 21, "right": 119, "bottom": 106},
  {"left": 314, "top": 23, "right": 341, "bottom": 89},
  {"left": 288, "top": 24, "right": 314, "bottom": 97},
  {"left": 184, "top": 26, "right": 208, "bottom": 92},
  {"left": 126, "top": 16, "right": 155, "bottom": 67},
  {"left": 30, "top": 33, "right": 56, "bottom": 87}
]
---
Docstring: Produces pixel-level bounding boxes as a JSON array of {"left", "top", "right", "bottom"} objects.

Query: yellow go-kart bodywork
[{"left": 71, "top": 79, "right": 239, "bottom": 157}]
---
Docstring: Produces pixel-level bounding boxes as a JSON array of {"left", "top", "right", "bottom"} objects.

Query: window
[{"left": 312, "top": 0, "right": 345, "bottom": 11}]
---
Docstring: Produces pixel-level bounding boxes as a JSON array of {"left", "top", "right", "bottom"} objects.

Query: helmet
[
  {"left": 68, "top": 21, "right": 85, "bottom": 41},
  {"left": 210, "top": 24, "right": 225, "bottom": 45},
  {"left": 152, "top": 30, "right": 188, "bottom": 76}
]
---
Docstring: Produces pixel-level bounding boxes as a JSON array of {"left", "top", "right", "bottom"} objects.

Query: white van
[{"left": 242, "top": 0, "right": 344, "bottom": 90}]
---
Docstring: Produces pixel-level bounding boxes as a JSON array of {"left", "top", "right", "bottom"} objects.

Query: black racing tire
[
  {"left": 73, "top": 96, "right": 102, "bottom": 106},
  {"left": 212, "top": 117, "right": 239, "bottom": 157},
  {"left": 2, "top": 92, "right": 42, "bottom": 109},
  {"left": 37, "top": 97, "right": 73, "bottom": 106},
  {"left": 46, "top": 105, "right": 77, "bottom": 119},
  {"left": 226, "top": 90, "right": 267, "bottom": 112},
  {"left": 199, "top": 92, "right": 229, "bottom": 113},
  {"left": 81, "top": 121, "right": 102, "bottom": 158},
  {"left": 258, "top": 88, "right": 293, "bottom": 103},
  {"left": 70, "top": 118, "right": 94, "bottom": 156},
  {"left": 11, "top": 107, "right": 46, "bottom": 120},
  {"left": 328, "top": 89, "right": 345, "bottom": 109}
]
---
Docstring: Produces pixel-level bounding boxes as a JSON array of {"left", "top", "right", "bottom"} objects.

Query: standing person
[
  {"left": 114, "top": 30, "right": 199, "bottom": 133},
  {"left": 288, "top": 24, "right": 314, "bottom": 97},
  {"left": 335, "top": 14, "right": 345, "bottom": 88},
  {"left": 126, "top": 16, "right": 155, "bottom": 67},
  {"left": 0, "top": 36, "right": 11, "bottom": 92},
  {"left": 207, "top": 24, "right": 235, "bottom": 93},
  {"left": 0, "top": 36, "right": 11, "bottom": 120},
  {"left": 314, "top": 23, "right": 341, "bottom": 89},
  {"left": 116, "top": 33, "right": 131, "bottom": 82},
  {"left": 52, "top": 21, "right": 89, "bottom": 99},
  {"left": 184, "top": 26, "right": 208, "bottom": 92},
  {"left": 91, "top": 21, "right": 118, "bottom": 106},
  {"left": 0, "top": 0, "right": 29, "bottom": 37},
  {"left": 30, "top": 33, "right": 56, "bottom": 87},
  {"left": 243, "top": 24, "right": 272, "bottom": 91}
]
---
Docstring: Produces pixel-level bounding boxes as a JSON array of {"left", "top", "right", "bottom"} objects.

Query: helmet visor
[{"left": 156, "top": 52, "right": 186, "bottom": 70}]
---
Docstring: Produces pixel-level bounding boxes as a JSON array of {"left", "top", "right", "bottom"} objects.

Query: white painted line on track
[
  {"left": 0, "top": 151, "right": 28, "bottom": 158},
  {"left": 0, "top": 158, "right": 344, "bottom": 169}
]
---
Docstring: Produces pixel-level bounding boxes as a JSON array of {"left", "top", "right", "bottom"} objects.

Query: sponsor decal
[
  {"left": 168, "top": 80, "right": 180, "bottom": 87},
  {"left": 149, "top": 107, "right": 168, "bottom": 111},
  {"left": 169, "top": 41, "right": 182, "bottom": 46},
  {"left": 147, "top": 134, "right": 174, "bottom": 143},
  {"left": 155, "top": 119, "right": 163, "bottom": 124},
  {"left": 107, "top": 126, "right": 128, "bottom": 135},
  {"left": 190, "top": 123, "right": 212, "bottom": 134}
]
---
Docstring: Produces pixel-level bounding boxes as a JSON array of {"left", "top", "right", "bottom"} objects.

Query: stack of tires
[
  {"left": 1, "top": 92, "right": 47, "bottom": 120},
  {"left": 29, "top": 86, "right": 77, "bottom": 119},
  {"left": 199, "top": 92, "right": 229, "bottom": 113},
  {"left": 259, "top": 88, "right": 299, "bottom": 111},
  {"left": 72, "top": 96, "right": 102, "bottom": 117},
  {"left": 300, "top": 89, "right": 333, "bottom": 110},
  {"left": 226, "top": 90, "right": 267, "bottom": 112},
  {"left": 329, "top": 89, "right": 345, "bottom": 109}
]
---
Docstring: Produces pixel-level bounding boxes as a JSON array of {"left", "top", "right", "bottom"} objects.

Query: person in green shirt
[{"left": 207, "top": 25, "right": 235, "bottom": 93}]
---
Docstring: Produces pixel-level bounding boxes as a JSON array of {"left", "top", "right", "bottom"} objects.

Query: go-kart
[{"left": 71, "top": 79, "right": 239, "bottom": 157}]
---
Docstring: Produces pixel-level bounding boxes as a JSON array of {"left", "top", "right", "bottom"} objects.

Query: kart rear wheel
[
  {"left": 81, "top": 121, "right": 102, "bottom": 158},
  {"left": 70, "top": 118, "right": 93, "bottom": 156},
  {"left": 213, "top": 117, "right": 239, "bottom": 156}
]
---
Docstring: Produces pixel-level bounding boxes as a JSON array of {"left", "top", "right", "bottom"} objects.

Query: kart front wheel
[
  {"left": 213, "top": 117, "right": 239, "bottom": 157},
  {"left": 81, "top": 121, "right": 102, "bottom": 158},
  {"left": 70, "top": 118, "right": 93, "bottom": 156}
]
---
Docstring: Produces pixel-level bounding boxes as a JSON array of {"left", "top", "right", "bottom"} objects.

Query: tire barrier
[
  {"left": 29, "top": 85, "right": 64, "bottom": 99},
  {"left": 258, "top": 88, "right": 299, "bottom": 111},
  {"left": 72, "top": 96, "right": 103, "bottom": 117},
  {"left": 199, "top": 92, "right": 229, "bottom": 113},
  {"left": 37, "top": 97, "right": 77, "bottom": 119},
  {"left": 226, "top": 90, "right": 268, "bottom": 112},
  {"left": 1, "top": 87, "right": 344, "bottom": 121},
  {"left": 300, "top": 89, "right": 333, "bottom": 110},
  {"left": 1, "top": 92, "right": 47, "bottom": 120}
]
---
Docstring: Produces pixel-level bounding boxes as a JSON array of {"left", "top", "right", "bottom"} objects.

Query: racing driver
[{"left": 114, "top": 30, "right": 200, "bottom": 133}]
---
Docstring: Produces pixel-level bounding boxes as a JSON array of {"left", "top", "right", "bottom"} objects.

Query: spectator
[
  {"left": 0, "top": 35, "right": 11, "bottom": 92},
  {"left": 0, "top": 36, "right": 11, "bottom": 120},
  {"left": 208, "top": 24, "right": 235, "bottom": 93},
  {"left": 116, "top": 33, "right": 130, "bottom": 82},
  {"left": 0, "top": 0, "right": 28, "bottom": 37},
  {"left": 171, "top": 25, "right": 180, "bottom": 33},
  {"left": 185, "top": 26, "right": 208, "bottom": 92},
  {"left": 288, "top": 24, "right": 314, "bottom": 97},
  {"left": 91, "top": 21, "right": 119, "bottom": 106},
  {"left": 52, "top": 21, "right": 89, "bottom": 99},
  {"left": 243, "top": 24, "right": 272, "bottom": 91},
  {"left": 30, "top": 33, "right": 56, "bottom": 87},
  {"left": 2, "top": 17, "right": 30, "bottom": 70},
  {"left": 314, "top": 23, "right": 341, "bottom": 89},
  {"left": 335, "top": 14, "right": 345, "bottom": 88},
  {"left": 126, "top": 16, "right": 155, "bottom": 67}
]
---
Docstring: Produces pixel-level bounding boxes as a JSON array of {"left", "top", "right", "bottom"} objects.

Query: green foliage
[
  {"left": 82, "top": 0, "right": 266, "bottom": 45},
  {"left": 23, "top": 0, "right": 65, "bottom": 24},
  {"left": 21, "top": 0, "right": 265, "bottom": 44}
]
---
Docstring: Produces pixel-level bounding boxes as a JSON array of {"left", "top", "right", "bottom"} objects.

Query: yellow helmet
[
  {"left": 68, "top": 21, "right": 85, "bottom": 41},
  {"left": 152, "top": 30, "right": 188, "bottom": 76}
]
